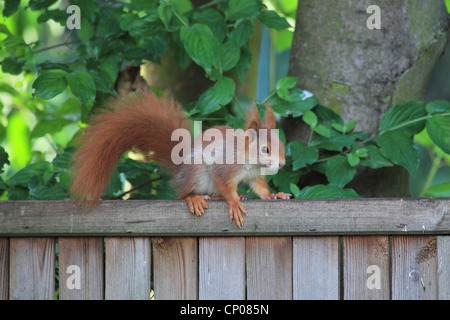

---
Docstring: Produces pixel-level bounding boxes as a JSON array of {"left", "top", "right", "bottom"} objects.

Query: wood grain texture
[
  {"left": 199, "top": 237, "right": 245, "bottom": 300},
  {"left": 293, "top": 236, "right": 339, "bottom": 300},
  {"left": 9, "top": 237, "right": 55, "bottom": 300},
  {"left": 246, "top": 237, "right": 292, "bottom": 300},
  {"left": 105, "top": 237, "right": 151, "bottom": 300},
  {"left": 0, "top": 238, "right": 8, "bottom": 300},
  {"left": 343, "top": 236, "right": 390, "bottom": 300},
  {"left": 0, "top": 198, "right": 448, "bottom": 236},
  {"left": 153, "top": 237, "right": 198, "bottom": 300},
  {"left": 437, "top": 236, "right": 450, "bottom": 300},
  {"left": 58, "top": 237, "right": 104, "bottom": 300},
  {"left": 392, "top": 236, "right": 438, "bottom": 300}
]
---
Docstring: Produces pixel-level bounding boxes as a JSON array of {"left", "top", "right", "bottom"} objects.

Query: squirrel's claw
[
  {"left": 261, "top": 192, "right": 292, "bottom": 200},
  {"left": 184, "top": 195, "right": 210, "bottom": 216},
  {"left": 228, "top": 202, "right": 246, "bottom": 227},
  {"left": 238, "top": 194, "right": 248, "bottom": 201},
  {"left": 274, "top": 192, "right": 292, "bottom": 199}
]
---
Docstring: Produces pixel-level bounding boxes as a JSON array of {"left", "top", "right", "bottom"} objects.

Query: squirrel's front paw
[
  {"left": 228, "top": 202, "right": 246, "bottom": 227},
  {"left": 274, "top": 192, "right": 292, "bottom": 199},
  {"left": 184, "top": 195, "right": 210, "bottom": 216},
  {"left": 260, "top": 192, "right": 292, "bottom": 200}
]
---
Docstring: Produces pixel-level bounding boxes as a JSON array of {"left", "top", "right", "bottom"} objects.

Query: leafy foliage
[{"left": 0, "top": 0, "right": 449, "bottom": 203}]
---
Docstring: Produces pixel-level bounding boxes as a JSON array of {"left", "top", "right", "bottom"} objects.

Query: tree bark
[{"left": 287, "top": 0, "right": 449, "bottom": 197}]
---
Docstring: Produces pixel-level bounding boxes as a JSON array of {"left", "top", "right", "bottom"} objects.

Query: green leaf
[
  {"left": 0, "top": 147, "right": 10, "bottom": 174},
  {"left": 232, "top": 49, "right": 251, "bottom": 83},
  {"left": 314, "top": 104, "right": 344, "bottom": 126},
  {"left": 424, "top": 182, "right": 450, "bottom": 197},
  {"left": 270, "top": 170, "right": 301, "bottom": 192},
  {"left": 78, "top": 17, "right": 95, "bottom": 41},
  {"left": 29, "top": 0, "right": 58, "bottom": 10},
  {"left": 172, "top": 0, "right": 193, "bottom": 14},
  {"left": 376, "top": 131, "right": 419, "bottom": 176},
  {"left": 347, "top": 153, "right": 360, "bottom": 167},
  {"left": 310, "top": 132, "right": 357, "bottom": 151},
  {"left": 0, "top": 24, "right": 12, "bottom": 35},
  {"left": 96, "top": 18, "right": 121, "bottom": 37},
  {"left": 276, "top": 76, "right": 297, "bottom": 91},
  {"left": 302, "top": 110, "right": 318, "bottom": 128},
  {"left": 226, "top": 0, "right": 262, "bottom": 21},
  {"left": 331, "top": 123, "right": 344, "bottom": 133},
  {"left": 120, "top": 13, "right": 140, "bottom": 31},
  {"left": 33, "top": 184, "right": 68, "bottom": 200},
  {"left": 359, "top": 145, "right": 393, "bottom": 169},
  {"left": 287, "top": 141, "right": 319, "bottom": 170},
  {"left": 3, "top": 0, "right": 20, "bottom": 17},
  {"left": 269, "top": 88, "right": 318, "bottom": 117},
  {"left": 343, "top": 120, "right": 356, "bottom": 133},
  {"left": 258, "top": 10, "right": 291, "bottom": 30},
  {"left": 275, "top": 77, "right": 298, "bottom": 101},
  {"left": 325, "top": 155, "right": 356, "bottom": 187},
  {"left": 0, "top": 177, "right": 8, "bottom": 192},
  {"left": 100, "top": 54, "right": 121, "bottom": 86},
  {"left": 6, "top": 162, "right": 51, "bottom": 187},
  {"left": 180, "top": 24, "right": 221, "bottom": 74},
  {"left": 2, "top": 35, "right": 26, "bottom": 55},
  {"left": 354, "top": 147, "right": 369, "bottom": 158},
  {"left": 426, "top": 100, "right": 450, "bottom": 114},
  {"left": 426, "top": 114, "right": 450, "bottom": 154},
  {"left": 295, "top": 184, "right": 361, "bottom": 199},
  {"left": 8, "top": 186, "right": 29, "bottom": 200},
  {"left": 290, "top": 183, "right": 301, "bottom": 198},
  {"left": 195, "top": 76, "right": 236, "bottom": 115},
  {"left": 66, "top": 70, "right": 96, "bottom": 104},
  {"left": 313, "top": 125, "right": 331, "bottom": 138},
  {"left": 219, "top": 41, "right": 240, "bottom": 72},
  {"left": 158, "top": 1, "right": 173, "bottom": 29},
  {"left": 193, "top": 8, "right": 227, "bottom": 42},
  {"left": 1, "top": 57, "right": 24, "bottom": 75},
  {"left": 32, "top": 69, "right": 68, "bottom": 100},
  {"left": 37, "top": 9, "right": 68, "bottom": 25},
  {"left": 229, "top": 20, "right": 255, "bottom": 47},
  {"left": 31, "top": 119, "right": 73, "bottom": 139},
  {"left": 53, "top": 147, "right": 75, "bottom": 169},
  {"left": 379, "top": 101, "right": 427, "bottom": 136}
]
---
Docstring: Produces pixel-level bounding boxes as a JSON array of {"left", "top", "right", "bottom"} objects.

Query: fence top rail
[{"left": 0, "top": 198, "right": 449, "bottom": 236}]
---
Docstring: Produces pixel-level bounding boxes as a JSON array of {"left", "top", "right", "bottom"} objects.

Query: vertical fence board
[
  {"left": 0, "top": 238, "right": 8, "bottom": 300},
  {"left": 153, "top": 237, "right": 198, "bottom": 300},
  {"left": 392, "top": 236, "right": 438, "bottom": 300},
  {"left": 105, "top": 237, "right": 151, "bottom": 300},
  {"left": 437, "top": 236, "right": 450, "bottom": 300},
  {"left": 9, "top": 238, "right": 55, "bottom": 300},
  {"left": 343, "top": 236, "right": 389, "bottom": 300},
  {"left": 293, "top": 236, "right": 339, "bottom": 300},
  {"left": 246, "top": 237, "right": 292, "bottom": 300},
  {"left": 199, "top": 237, "right": 245, "bottom": 300},
  {"left": 58, "top": 237, "right": 104, "bottom": 300}
]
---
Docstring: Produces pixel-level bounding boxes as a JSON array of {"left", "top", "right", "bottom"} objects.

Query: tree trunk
[{"left": 287, "top": 0, "right": 449, "bottom": 197}]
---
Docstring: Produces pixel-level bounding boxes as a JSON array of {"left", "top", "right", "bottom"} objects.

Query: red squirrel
[{"left": 70, "top": 91, "right": 291, "bottom": 226}]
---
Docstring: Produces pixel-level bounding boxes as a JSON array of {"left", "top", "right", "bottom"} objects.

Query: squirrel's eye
[{"left": 261, "top": 146, "right": 269, "bottom": 154}]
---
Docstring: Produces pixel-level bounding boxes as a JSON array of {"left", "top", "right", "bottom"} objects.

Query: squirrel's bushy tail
[{"left": 70, "top": 91, "right": 191, "bottom": 206}]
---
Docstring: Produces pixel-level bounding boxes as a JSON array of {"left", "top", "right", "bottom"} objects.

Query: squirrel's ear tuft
[
  {"left": 245, "top": 102, "right": 261, "bottom": 131},
  {"left": 263, "top": 103, "right": 276, "bottom": 129}
]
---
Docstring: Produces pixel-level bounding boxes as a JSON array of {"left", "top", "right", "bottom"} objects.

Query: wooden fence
[{"left": 0, "top": 198, "right": 449, "bottom": 300}]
